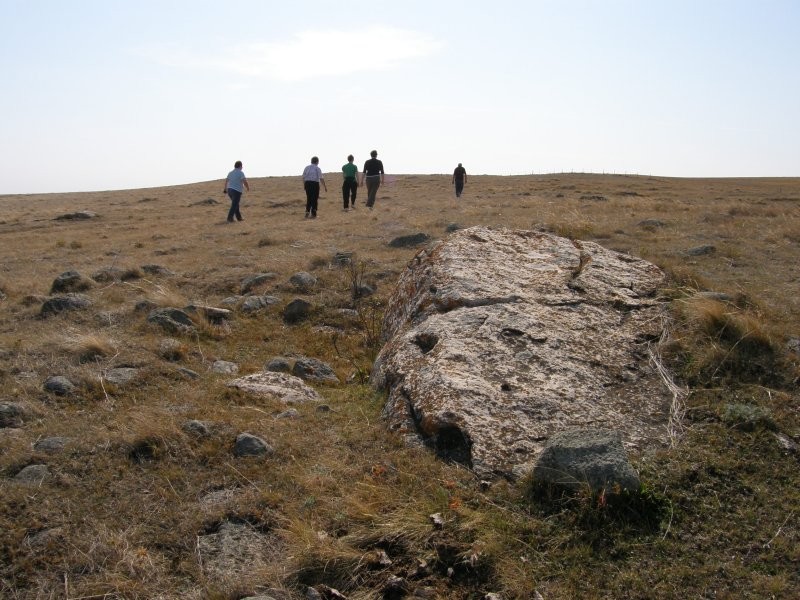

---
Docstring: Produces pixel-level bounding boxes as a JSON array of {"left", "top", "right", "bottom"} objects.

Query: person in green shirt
[{"left": 341, "top": 154, "right": 359, "bottom": 210}]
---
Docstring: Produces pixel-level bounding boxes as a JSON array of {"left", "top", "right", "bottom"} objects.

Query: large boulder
[{"left": 372, "top": 227, "right": 671, "bottom": 479}]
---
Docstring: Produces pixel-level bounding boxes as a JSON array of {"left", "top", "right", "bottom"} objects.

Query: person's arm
[
  {"left": 243, "top": 176, "right": 250, "bottom": 192},
  {"left": 380, "top": 163, "right": 385, "bottom": 185},
  {"left": 321, "top": 175, "right": 327, "bottom": 192},
  {"left": 223, "top": 175, "right": 229, "bottom": 194}
]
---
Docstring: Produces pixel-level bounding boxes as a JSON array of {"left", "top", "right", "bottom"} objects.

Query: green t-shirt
[{"left": 342, "top": 162, "right": 358, "bottom": 179}]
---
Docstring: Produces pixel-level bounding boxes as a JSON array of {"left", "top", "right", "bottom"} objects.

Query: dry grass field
[{"left": 1, "top": 173, "right": 799, "bottom": 599}]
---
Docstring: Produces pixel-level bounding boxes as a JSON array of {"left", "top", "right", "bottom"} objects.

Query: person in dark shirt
[
  {"left": 453, "top": 163, "right": 467, "bottom": 198},
  {"left": 360, "top": 150, "right": 385, "bottom": 209}
]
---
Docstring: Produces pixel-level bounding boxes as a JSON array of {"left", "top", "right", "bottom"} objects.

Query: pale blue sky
[{"left": 1, "top": 0, "right": 798, "bottom": 194}]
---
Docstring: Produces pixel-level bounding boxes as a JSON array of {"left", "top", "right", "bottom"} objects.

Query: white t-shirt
[{"left": 226, "top": 168, "right": 247, "bottom": 192}]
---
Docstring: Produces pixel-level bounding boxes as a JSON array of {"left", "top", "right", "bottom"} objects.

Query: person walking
[
  {"left": 361, "top": 150, "right": 384, "bottom": 209},
  {"left": 453, "top": 163, "right": 467, "bottom": 198},
  {"left": 223, "top": 160, "right": 250, "bottom": 222},
  {"left": 341, "top": 155, "right": 359, "bottom": 210},
  {"left": 302, "top": 156, "right": 327, "bottom": 218}
]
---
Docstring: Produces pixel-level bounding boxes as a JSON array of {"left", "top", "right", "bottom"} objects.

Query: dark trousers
[
  {"left": 342, "top": 177, "right": 357, "bottom": 208},
  {"left": 365, "top": 176, "right": 381, "bottom": 207},
  {"left": 227, "top": 189, "right": 243, "bottom": 221},
  {"left": 304, "top": 180, "right": 320, "bottom": 216},
  {"left": 455, "top": 180, "right": 464, "bottom": 198}
]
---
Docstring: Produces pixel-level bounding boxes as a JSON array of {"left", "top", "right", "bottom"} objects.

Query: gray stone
[
  {"left": 140, "top": 264, "right": 174, "bottom": 276},
  {"left": 40, "top": 293, "right": 92, "bottom": 316},
  {"left": 292, "top": 357, "right": 340, "bottom": 384},
  {"left": 786, "top": 337, "right": 800, "bottom": 354},
  {"left": 289, "top": 271, "right": 317, "bottom": 291},
  {"left": 14, "top": 464, "right": 50, "bottom": 484},
  {"left": 445, "top": 223, "right": 462, "bottom": 233},
  {"left": 388, "top": 232, "right": 431, "bottom": 248},
  {"left": 686, "top": 244, "right": 716, "bottom": 256},
  {"left": 33, "top": 437, "right": 70, "bottom": 453},
  {"left": 211, "top": 360, "right": 239, "bottom": 374},
  {"left": 221, "top": 295, "right": 243, "bottom": 305},
  {"left": 158, "top": 338, "right": 186, "bottom": 361},
  {"left": 241, "top": 295, "right": 280, "bottom": 313},
  {"left": 134, "top": 299, "right": 159, "bottom": 313},
  {"left": 176, "top": 367, "right": 200, "bottom": 380},
  {"left": 354, "top": 283, "right": 376, "bottom": 298},
  {"left": 183, "top": 420, "right": 212, "bottom": 437},
  {"left": 234, "top": 433, "right": 273, "bottom": 457},
  {"left": 91, "top": 267, "right": 127, "bottom": 282},
  {"left": 276, "top": 408, "right": 299, "bottom": 419},
  {"left": 54, "top": 210, "right": 96, "bottom": 220},
  {"left": 333, "top": 251, "right": 354, "bottom": 266},
  {"left": 283, "top": 298, "right": 312, "bottom": 323},
  {"left": 532, "top": 428, "right": 640, "bottom": 493},
  {"left": 228, "top": 372, "right": 323, "bottom": 404},
  {"left": 184, "top": 304, "right": 233, "bottom": 324},
  {"left": 104, "top": 367, "right": 139, "bottom": 386},
  {"left": 147, "top": 307, "right": 196, "bottom": 334},
  {"left": 196, "top": 520, "right": 282, "bottom": 580},
  {"left": 43, "top": 375, "right": 75, "bottom": 396},
  {"left": 0, "top": 402, "right": 26, "bottom": 428},
  {"left": 265, "top": 357, "right": 292, "bottom": 373},
  {"left": 372, "top": 227, "right": 669, "bottom": 479},
  {"left": 50, "top": 271, "right": 92, "bottom": 294},
  {"left": 637, "top": 219, "right": 667, "bottom": 228},
  {"left": 241, "top": 273, "right": 278, "bottom": 294}
]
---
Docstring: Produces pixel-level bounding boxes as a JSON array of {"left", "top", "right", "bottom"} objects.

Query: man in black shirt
[
  {"left": 361, "top": 150, "right": 385, "bottom": 209},
  {"left": 453, "top": 163, "right": 467, "bottom": 198}
]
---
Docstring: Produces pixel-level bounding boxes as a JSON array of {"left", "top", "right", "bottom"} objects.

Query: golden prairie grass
[{"left": 0, "top": 174, "right": 798, "bottom": 599}]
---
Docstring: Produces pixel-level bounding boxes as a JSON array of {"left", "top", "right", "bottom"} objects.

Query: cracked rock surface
[{"left": 372, "top": 227, "right": 672, "bottom": 479}]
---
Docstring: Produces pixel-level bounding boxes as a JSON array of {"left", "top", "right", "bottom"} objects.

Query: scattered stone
[
  {"left": 532, "top": 428, "right": 640, "bottom": 493},
  {"left": 388, "top": 232, "right": 431, "bottom": 248},
  {"left": 43, "top": 375, "right": 75, "bottom": 396},
  {"left": 786, "top": 338, "right": 800, "bottom": 354},
  {"left": 686, "top": 244, "right": 716, "bottom": 256},
  {"left": 221, "top": 295, "right": 243, "bottom": 306},
  {"left": 40, "top": 293, "right": 92, "bottom": 316},
  {"left": 211, "top": 360, "right": 239, "bottom": 375},
  {"left": 190, "top": 198, "right": 219, "bottom": 206},
  {"left": 722, "top": 403, "right": 775, "bottom": 431},
  {"left": 283, "top": 298, "right": 312, "bottom": 323},
  {"left": 91, "top": 266, "right": 126, "bottom": 282},
  {"left": 25, "top": 526, "right": 65, "bottom": 549},
  {"left": 227, "top": 372, "right": 323, "bottom": 404},
  {"left": 580, "top": 194, "right": 607, "bottom": 202},
  {"left": 384, "top": 575, "right": 407, "bottom": 595},
  {"left": 306, "top": 588, "right": 323, "bottom": 600},
  {"left": 430, "top": 513, "right": 445, "bottom": 529},
  {"left": 354, "top": 283, "right": 376, "bottom": 298},
  {"left": 134, "top": 299, "right": 159, "bottom": 313},
  {"left": 0, "top": 402, "right": 26, "bottom": 428},
  {"left": 104, "top": 367, "right": 139, "bottom": 386},
  {"left": 333, "top": 251, "right": 354, "bottom": 266},
  {"left": 14, "top": 464, "right": 50, "bottom": 484},
  {"left": 241, "top": 273, "right": 278, "bottom": 294},
  {"left": 241, "top": 295, "right": 280, "bottom": 313},
  {"left": 337, "top": 308, "right": 359, "bottom": 319},
  {"left": 54, "top": 210, "right": 97, "bottom": 220},
  {"left": 773, "top": 432, "right": 798, "bottom": 454},
  {"left": 184, "top": 304, "right": 233, "bottom": 324},
  {"left": 445, "top": 223, "right": 462, "bottom": 233},
  {"left": 196, "top": 520, "right": 282, "bottom": 580},
  {"left": 265, "top": 357, "right": 292, "bottom": 373},
  {"left": 311, "top": 585, "right": 347, "bottom": 600},
  {"left": 637, "top": 219, "right": 666, "bottom": 228},
  {"left": 176, "top": 367, "right": 200, "bottom": 380},
  {"left": 289, "top": 271, "right": 317, "bottom": 292},
  {"left": 33, "top": 437, "right": 70, "bottom": 453},
  {"left": 158, "top": 338, "right": 186, "bottom": 361},
  {"left": 484, "top": 594, "right": 504, "bottom": 600},
  {"left": 147, "top": 307, "right": 197, "bottom": 334},
  {"left": 292, "top": 357, "right": 340, "bottom": 384},
  {"left": 276, "top": 408, "right": 299, "bottom": 419},
  {"left": 50, "top": 271, "right": 92, "bottom": 294},
  {"left": 234, "top": 433, "right": 274, "bottom": 457},
  {"left": 140, "top": 264, "right": 174, "bottom": 276},
  {"left": 316, "top": 404, "right": 331, "bottom": 413},
  {"left": 183, "top": 420, "right": 212, "bottom": 437}
]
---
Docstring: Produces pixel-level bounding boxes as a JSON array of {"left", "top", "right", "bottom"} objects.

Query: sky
[{"left": 0, "top": 0, "right": 798, "bottom": 194}]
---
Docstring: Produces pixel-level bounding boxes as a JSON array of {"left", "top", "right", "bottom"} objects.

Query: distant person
[
  {"left": 223, "top": 160, "right": 249, "bottom": 223},
  {"left": 453, "top": 163, "right": 467, "bottom": 198},
  {"left": 341, "top": 154, "right": 359, "bottom": 210},
  {"left": 361, "top": 150, "right": 385, "bottom": 209},
  {"left": 302, "top": 156, "right": 327, "bottom": 219}
]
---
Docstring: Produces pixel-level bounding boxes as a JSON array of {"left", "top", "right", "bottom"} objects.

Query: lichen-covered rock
[
  {"left": 40, "top": 294, "right": 92, "bottom": 316},
  {"left": 372, "top": 226, "right": 671, "bottom": 479},
  {"left": 227, "top": 372, "right": 323, "bottom": 404}
]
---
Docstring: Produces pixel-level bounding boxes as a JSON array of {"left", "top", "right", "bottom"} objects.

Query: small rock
[
  {"left": 430, "top": 513, "right": 444, "bottom": 529},
  {"left": 158, "top": 338, "right": 186, "bottom": 361},
  {"left": 283, "top": 298, "right": 312, "bottom": 323},
  {"left": 637, "top": 219, "right": 666, "bottom": 228},
  {"left": 50, "top": 271, "right": 92, "bottom": 294},
  {"left": 211, "top": 360, "right": 238, "bottom": 374},
  {"left": 184, "top": 304, "right": 233, "bottom": 324},
  {"left": 686, "top": 244, "right": 716, "bottom": 256},
  {"left": 91, "top": 266, "right": 126, "bottom": 283},
  {"left": 241, "top": 273, "right": 278, "bottom": 294},
  {"left": 147, "top": 307, "right": 196, "bottom": 334},
  {"left": 0, "top": 402, "right": 26, "bottom": 428},
  {"left": 140, "top": 264, "right": 174, "bottom": 276},
  {"left": 14, "top": 464, "right": 50, "bottom": 484},
  {"left": 33, "top": 437, "right": 70, "bottom": 453},
  {"left": 176, "top": 367, "right": 200, "bottom": 379},
  {"left": 786, "top": 338, "right": 800, "bottom": 354},
  {"left": 292, "top": 357, "right": 340, "bottom": 384},
  {"left": 388, "top": 233, "right": 431, "bottom": 248},
  {"left": 54, "top": 210, "right": 96, "bottom": 220},
  {"left": 333, "top": 251, "right": 353, "bottom": 266},
  {"left": 183, "top": 420, "right": 212, "bottom": 437},
  {"left": 233, "top": 433, "right": 273, "bottom": 457},
  {"left": 276, "top": 408, "right": 300, "bottom": 419},
  {"left": 134, "top": 299, "right": 159, "bottom": 313},
  {"left": 289, "top": 271, "right": 317, "bottom": 292},
  {"left": 43, "top": 376, "right": 75, "bottom": 396},
  {"left": 445, "top": 223, "right": 461, "bottom": 233},
  {"left": 104, "top": 367, "right": 139, "bottom": 386},
  {"left": 241, "top": 295, "right": 280, "bottom": 313},
  {"left": 40, "top": 294, "right": 92, "bottom": 316}
]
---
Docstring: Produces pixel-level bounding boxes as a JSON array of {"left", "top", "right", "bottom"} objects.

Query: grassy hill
[{"left": 1, "top": 173, "right": 798, "bottom": 599}]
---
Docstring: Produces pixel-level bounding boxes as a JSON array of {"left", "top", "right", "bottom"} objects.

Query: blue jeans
[{"left": 227, "top": 189, "right": 242, "bottom": 221}]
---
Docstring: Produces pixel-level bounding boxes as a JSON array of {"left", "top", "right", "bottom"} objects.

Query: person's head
[
  {"left": 311, "top": 156, "right": 319, "bottom": 165},
  {"left": 234, "top": 160, "right": 242, "bottom": 169},
  {"left": 347, "top": 154, "right": 354, "bottom": 163},
  {"left": 370, "top": 150, "right": 378, "bottom": 158},
  {"left": 458, "top": 163, "right": 462, "bottom": 167}
]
